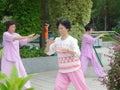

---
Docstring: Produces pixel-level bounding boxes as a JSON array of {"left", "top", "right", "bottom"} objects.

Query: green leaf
[
  {"left": 0, "top": 72, "right": 7, "bottom": 80},
  {"left": 26, "top": 88, "right": 36, "bottom": 90},
  {"left": 9, "top": 78, "right": 23, "bottom": 90},
  {"left": 0, "top": 83, "right": 8, "bottom": 90},
  {"left": 0, "top": 72, "right": 11, "bottom": 88},
  {"left": 0, "top": 65, "right": 35, "bottom": 90},
  {"left": 19, "top": 74, "right": 36, "bottom": 89},
  {"left": 9, "top": 84, "right": 18, "bottom": 90},
  {"left": 5, "top": 78, "right": 11, "bottom": 88},
  {"left": 9, "top": 65, "right": 18, "bottom": 83}
]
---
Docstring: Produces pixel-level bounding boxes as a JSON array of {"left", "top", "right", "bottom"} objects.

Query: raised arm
[
  {"left": 3, "top": 32, "right": 35, "bottom": 41},
  {"left": 44, "top": 37, "right": 56, "bottom": 55},
  {"left": 19, "top": 34, "right": 40, "bottom": 46}
]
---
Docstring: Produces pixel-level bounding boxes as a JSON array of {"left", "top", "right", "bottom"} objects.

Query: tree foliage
[
  {"left": 91, "top": 0, "right": 120, "bottom": 32},
  {"left": 91, "top": 0, "right": 104, "bottom": 31},
  {"left": 48, "top": 0, "right": 93, "bottom": 41},
  {"left": 0, "top": 0, "right": 42, "bottom": 39}
]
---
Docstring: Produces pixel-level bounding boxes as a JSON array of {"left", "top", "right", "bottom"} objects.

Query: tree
[
  {"left": 91, "top": 0, "right": 120, "bottom": 31},
  {"left": 91, "top": 0, "right": 105, "bottom": 31},
  {"left": 40, "top": 0, "right": 48, "bottom": 47},
  {"left": 0, "top": 0, "right": 42, "bottom": 39},
  {"left": 48, "top": 0, "right": 93, "bottom": 41}
]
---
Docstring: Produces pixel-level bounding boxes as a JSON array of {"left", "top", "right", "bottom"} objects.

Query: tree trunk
[
  {"left": 104, "top": 0, "right": 108, "bottom": 31},
  {"left": 40, "top": 0, "right": 47, "bottom": 47}
]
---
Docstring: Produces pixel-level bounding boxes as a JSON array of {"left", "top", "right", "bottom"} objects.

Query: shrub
[
  {"left": 20, "top": 46, "right": 47, "bottom": 58},
  {"left": 112, "top": 26, "right": 120, "bottom": 34},
  {"left": 0, "top": 65, "right": 36, "bottom": 90},
  {"left": 102, "top": 44, "right": 120, "bottom": 90}
]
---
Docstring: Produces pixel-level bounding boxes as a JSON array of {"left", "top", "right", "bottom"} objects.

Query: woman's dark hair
[
  {"left": 5, "top": 20, "right": 16, "bottom": 31},
  {"left": 84, "top": 23, "right": 93, "bottom": 31},
  {"left": 56, "top": 19, "right": 71, "bottom": 31}
]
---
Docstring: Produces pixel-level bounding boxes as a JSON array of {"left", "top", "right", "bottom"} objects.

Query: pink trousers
[
  {"left": 54, "top": 69, "right": 89, "bottom": 90},
  {"left": 81, "top": 55, "right": 106, "bottom": 78}
]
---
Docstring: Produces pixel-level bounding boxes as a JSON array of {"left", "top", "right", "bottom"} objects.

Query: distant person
[
  {"left": 80, "top": 23, "right": 106, "bottom": 78},
  {"left": 44, "top": 23, "right": 50, "bottom": 42},
  {"left": 1, "top": 20, "right": 40, "bottom": 89},
  {"left": 45, "top": 19, "right": 89, "bottom": 90}
]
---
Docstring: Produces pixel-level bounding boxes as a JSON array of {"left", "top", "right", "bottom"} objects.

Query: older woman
[
  {"left": 45, "top": 19, "right": 89, "bottom": 90},
  {"left": 1, "top": 21, "right": 40, "bottom": 89}
]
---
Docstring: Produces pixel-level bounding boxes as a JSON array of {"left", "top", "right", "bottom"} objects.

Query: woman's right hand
[
  {"left": 99, "top": 34, "right": 105, "bottom": 38},
  {"left": 47, "top": 37, "right": 54, "bottom": 45},
  {"left": 27, "top": 34, "right": 40, "bottom": 42},
  {"left": 44, "top": 37, "right": 54, "bottom": 53}
]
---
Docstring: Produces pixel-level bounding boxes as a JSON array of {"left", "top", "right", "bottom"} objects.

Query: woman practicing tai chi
[
  {"left": 45, "top": 19, "right": 89, "bottom": 90},
  {"left": 1, "top": 21, "right": 40, "bottom": 89},
  {"left": 80, "top": 23, "right": 106, "bottom": 78}
]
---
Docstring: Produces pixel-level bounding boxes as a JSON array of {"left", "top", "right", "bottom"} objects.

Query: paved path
[{"left": 31, "top": 70, "right": 107, "bottom": 90}]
